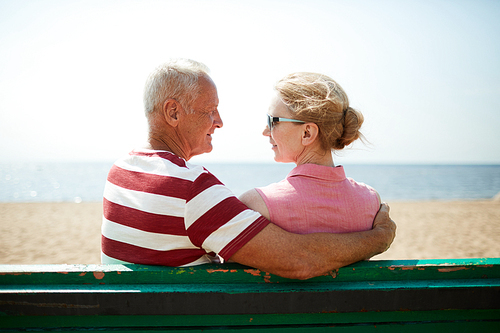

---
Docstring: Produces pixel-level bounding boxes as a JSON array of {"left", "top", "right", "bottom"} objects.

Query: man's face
[{"left": 178, "top": 76, "right": 222, "bottom": 160}]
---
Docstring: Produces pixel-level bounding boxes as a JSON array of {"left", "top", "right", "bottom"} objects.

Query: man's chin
[
  {"left": 192, "top": 145, "right": 213, "bottom": 157},
  {"left": 205, "top": 143, "right": 213, "bottom": 153}
]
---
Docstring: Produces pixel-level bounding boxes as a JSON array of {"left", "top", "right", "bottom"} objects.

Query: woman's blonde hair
[{"left": 275, "top": 72, "right": 364, "bottom": 150}]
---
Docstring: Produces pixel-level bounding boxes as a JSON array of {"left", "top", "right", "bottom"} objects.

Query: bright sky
[{"left": 1, "top": 0, "right": 499, "bottom": 165}]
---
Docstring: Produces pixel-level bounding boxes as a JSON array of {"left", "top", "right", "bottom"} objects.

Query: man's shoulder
[
  {"left": 112, "top": 149, "right": 207, "bottom": 181},
  {"left": 128, "top": 149, "right": 187, "bottom": 168}
]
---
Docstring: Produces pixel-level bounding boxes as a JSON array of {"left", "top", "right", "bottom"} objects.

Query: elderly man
[{"left": 101, "top": 59, "right": 396, "bottom": 280}]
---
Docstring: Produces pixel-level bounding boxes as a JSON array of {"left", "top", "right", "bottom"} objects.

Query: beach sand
[{"left": 1, "top": 200, "right": 499, "bottom": 264}]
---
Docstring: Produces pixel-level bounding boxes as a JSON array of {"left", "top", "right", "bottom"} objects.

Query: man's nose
[{"left": 214, "top": 112, "right": 223, "bottom": 128}]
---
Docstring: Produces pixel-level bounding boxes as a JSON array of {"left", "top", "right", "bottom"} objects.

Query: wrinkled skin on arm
[{"left": 230, "top": 203, "right": 396, "bottom": 280}]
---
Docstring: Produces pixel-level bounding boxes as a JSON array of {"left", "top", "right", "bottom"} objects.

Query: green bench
[{"left": 1, "top": 258, "right": 499, "bottom": 332}]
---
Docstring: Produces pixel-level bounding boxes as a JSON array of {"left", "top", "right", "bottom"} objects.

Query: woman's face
[{"left": 263, "top": 94, "right": 305, "bottom": 164}]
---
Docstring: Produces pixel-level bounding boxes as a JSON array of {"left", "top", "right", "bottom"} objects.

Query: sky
[{"left": 1, "top": 0, "right": 499, "bottom": 165}]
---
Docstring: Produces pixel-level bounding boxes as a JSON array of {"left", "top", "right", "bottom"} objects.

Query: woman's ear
[
  {"left": 162, "top": 99, "right": 183, "bottom": 127},
  {"left": 301, "top": 123, "right": 319, "bottom": 146}
]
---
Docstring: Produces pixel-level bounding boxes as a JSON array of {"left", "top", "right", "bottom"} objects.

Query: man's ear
[
  {"left": 162, "top": 99, "right": 183, "bottom": 127},
  {"left": 301, "top": 123, "right": 319, "bottom": 146}
]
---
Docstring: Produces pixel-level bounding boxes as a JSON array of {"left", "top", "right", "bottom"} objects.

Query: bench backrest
[{"left": 1, "top": 258, "right": 499, "bottom": 331}]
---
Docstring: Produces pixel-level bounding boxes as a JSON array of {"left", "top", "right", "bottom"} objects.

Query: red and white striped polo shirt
[{"left": 101, "top": 149, "right": 269, "bottom": 266}]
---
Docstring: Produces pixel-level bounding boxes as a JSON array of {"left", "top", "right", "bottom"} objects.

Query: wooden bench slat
[{"left": 1, "top": 258, "right": 499, "bottom": 331}]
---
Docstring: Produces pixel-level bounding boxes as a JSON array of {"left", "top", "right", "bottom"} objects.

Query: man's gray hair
[{"left": 143, "top": 59, "right": 210, "bottom": 115}]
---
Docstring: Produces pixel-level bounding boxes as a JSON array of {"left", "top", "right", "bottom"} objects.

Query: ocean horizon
[{"left": 1, "top": 162, "right": 499, "bottom": 203}]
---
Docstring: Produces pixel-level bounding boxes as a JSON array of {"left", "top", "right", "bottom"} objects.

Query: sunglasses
[{"left": 267, "top": 114, "right": 305, "bottom": 130}]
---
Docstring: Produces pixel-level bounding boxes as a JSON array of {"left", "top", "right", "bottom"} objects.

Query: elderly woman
[{"left": 239, "top": 72, "right": 381, "bottom": 234}]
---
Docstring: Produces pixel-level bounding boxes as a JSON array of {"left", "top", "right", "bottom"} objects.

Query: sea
[{"left": 1, "top": 162, "right": 500, "bottom": 203}]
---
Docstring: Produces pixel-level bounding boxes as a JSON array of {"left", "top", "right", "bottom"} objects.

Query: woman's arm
[{"left": 239, "top": 189, "right": 271, "bottom": 220}]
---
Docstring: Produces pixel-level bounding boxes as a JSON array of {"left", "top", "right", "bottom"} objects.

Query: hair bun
[
  {"left": 275, "top": 73, "right": 365, "bottom": 151},
  {"left": 334, "top": 107, "right": 364, "bottom": 149}
]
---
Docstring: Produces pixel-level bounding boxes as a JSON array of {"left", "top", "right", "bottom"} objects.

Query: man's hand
[{"left": 371, "top": 203, "right": 396, "bottom": 255}]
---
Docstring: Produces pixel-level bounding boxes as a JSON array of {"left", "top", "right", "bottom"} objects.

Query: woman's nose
[{"left": 263, "top": 125, "right": 271, "bottom": 136}]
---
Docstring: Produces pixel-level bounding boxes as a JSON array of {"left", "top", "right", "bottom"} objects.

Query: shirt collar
[{"left": 287, "top": 163, "right": 346, "bottom": 182}]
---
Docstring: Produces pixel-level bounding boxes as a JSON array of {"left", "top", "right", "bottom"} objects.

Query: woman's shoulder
[
  {"left": 238, "top": 189, "right": 271, "bottom": 220},
  {"left": 345, "top": 177, "right": 381, "bottom": 205}
]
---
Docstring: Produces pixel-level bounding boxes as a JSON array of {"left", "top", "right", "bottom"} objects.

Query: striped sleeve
[{"left": 185, "top": 171, "right": 270, "bottom": 261}]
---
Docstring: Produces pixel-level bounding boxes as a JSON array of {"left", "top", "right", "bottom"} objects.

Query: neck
[
  {"left": 148, "top": 133, "right": 190, "bottom": 160},
  {"left": 296, "top": 148, "right": 334, "bottom": 167},
  {"left": 146, "top": 113, "right": 192, "bottom": 160}
]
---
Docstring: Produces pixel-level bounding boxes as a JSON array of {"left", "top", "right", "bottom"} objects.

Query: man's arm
[{"left": 230, "top": 203, "right": 396, "bottom": 280}]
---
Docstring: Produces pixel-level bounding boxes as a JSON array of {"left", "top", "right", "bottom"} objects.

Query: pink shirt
[{"left": 256, "top": 164, "right": 379, "bottom": 234}]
